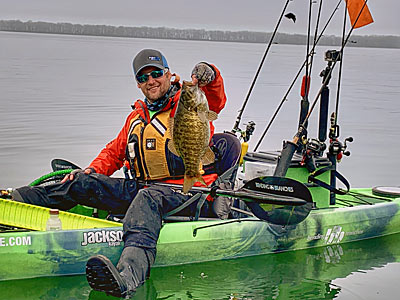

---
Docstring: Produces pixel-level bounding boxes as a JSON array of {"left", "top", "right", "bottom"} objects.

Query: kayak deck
[{"left": 0, "top": 198, "right": 120, "bottom": 231}]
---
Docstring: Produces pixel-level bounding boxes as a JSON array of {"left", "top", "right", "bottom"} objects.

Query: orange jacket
[{"left": 89, "top": 64, "right": 226, "bottom": 186}]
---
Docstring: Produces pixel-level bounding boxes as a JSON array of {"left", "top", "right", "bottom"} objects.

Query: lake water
[{"left": 1, "top": 31, "right": 400, "bottom": 299}]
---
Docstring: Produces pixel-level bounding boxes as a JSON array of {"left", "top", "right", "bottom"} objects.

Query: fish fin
[
  {"left": 183, "top": 175, "right": 206, "bottom": 193},
  {"left": 167, "top": 118, "right": 180, "bottom": 156},
  {"left": 207, "top": 111, "right": 218, "bottom": 121},
  {"left": 167, "top": 140, "right": 180, "bottom": 157},
  {"left": 201, "top": 147, "right": 215, "bottom": 165},
  {"left": 198, "top": 111, "right": 207, "bottom": 122},
  {"left": 199, "top": 175, "right": 207, "bottom": 186}
]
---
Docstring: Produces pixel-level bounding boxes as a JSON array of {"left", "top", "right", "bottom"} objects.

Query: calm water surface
[
  {"left": 2, "top": 233, "right": 400, "bottom": 300},
  {"left": 1, "top": 32, "right": 400, "bottom": 299}
]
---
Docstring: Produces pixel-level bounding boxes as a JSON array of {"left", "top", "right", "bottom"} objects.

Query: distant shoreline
[{"left": 1, "top": 20, "right": 399, "bottom": 49}]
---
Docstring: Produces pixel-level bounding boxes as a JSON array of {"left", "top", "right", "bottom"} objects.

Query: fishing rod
[
  {"left": 310, "top": 0, "right": 324, "bottom": 77},
  {"left": 304, "top": 0, "right": 313, "bottom": 98},
  {"left": 300, "top": 0, "right": 370, "bottom": 134},
  {"left": 297, "top": 0, "right": 325, "bottom": 150},
  {"left": 297, "top": 0, "right": 317, "bottom": 148},
  {"left": 273, "top": 0, "right": 371, "bottom": 178},
  {"left": 254, "top": 0, "right": 343, "bottom": 152},
  {"left": 232, "top": 0, "right": 291, "bottom": 135},
  {"left": 332, "top": 0, "right": 349, "bottom": 133}
]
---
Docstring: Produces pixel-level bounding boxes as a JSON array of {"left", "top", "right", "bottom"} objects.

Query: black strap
[
  {"left": 308, "top": 166, "right": 350, "bottom": 195},
  {"left": 194, "top": 194, "right": 208, "bottom": 221},
  {"left": 163, "top": 193, "right": 202, "bottom": 218}
]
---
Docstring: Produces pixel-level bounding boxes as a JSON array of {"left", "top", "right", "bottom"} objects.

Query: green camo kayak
[
  {"left": 1, "top": 232, "right": 400, "bottom": 299},
  {"left": 1, "top": 185, "right": 400, "bottom": 281}
]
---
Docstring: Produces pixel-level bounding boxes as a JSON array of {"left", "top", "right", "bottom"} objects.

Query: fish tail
[{"left": 183, "top": 175, "right": 206, "bottom": 193}]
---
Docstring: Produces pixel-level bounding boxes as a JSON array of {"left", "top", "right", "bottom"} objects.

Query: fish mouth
[{"left": 183, "top": 80, "right": 196, "bottom": 87}]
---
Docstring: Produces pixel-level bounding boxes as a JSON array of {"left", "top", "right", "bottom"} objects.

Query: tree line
[{"left": 0, "top": 20, "right": 399, "bottom": 49}]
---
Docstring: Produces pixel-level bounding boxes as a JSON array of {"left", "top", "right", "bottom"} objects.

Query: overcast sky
[{"left": 0, "top": 0, "right": 398, "bottom": 36}]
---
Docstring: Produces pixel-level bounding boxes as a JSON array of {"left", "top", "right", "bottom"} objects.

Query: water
[
  {"left": 1, "top": 31, "right": 400, "bottom": 299},
  {"left": 1, "top": 233, "right": 400, "bottom": 300}
]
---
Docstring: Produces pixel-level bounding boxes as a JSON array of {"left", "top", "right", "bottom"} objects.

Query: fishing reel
[
  {"left": 329, "top": 136, "right": 353, "bottom": 161},
  {"left": 237, "top": 121, "right": 256, "bottom": 166},
  {"left": 243, "top": 121, "right": 256, "bottom": 142},
  {"left": 299, "top": 137, "right": 327, "bottom": 172},
  {"left": 327, "top": 112, "right": 353, "bottom": 161},
  {"left": 304, "top": 138, "right": 327, "bottom": 157},
  {"left": 232, "top": 120, "right": 256, "bottom": 143}
]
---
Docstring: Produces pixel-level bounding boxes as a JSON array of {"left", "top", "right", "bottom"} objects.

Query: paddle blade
[
  {"left": 243, "top": 176, "right": 313, "bottom": 226},
  {"left": 51, "top": 159, "right": 81, "bottom": 172}
]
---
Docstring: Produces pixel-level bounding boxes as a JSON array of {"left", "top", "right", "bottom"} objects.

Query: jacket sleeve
[
  {"left": 201, "top": 64, "right": 227, "bottom": 114},
  {"left": 88, "top": 111, "right": 136, "bottom": 176}
]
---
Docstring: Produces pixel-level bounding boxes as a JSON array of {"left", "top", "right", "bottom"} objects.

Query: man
[{"left": 10, "top": 49, "right": 227, "bottom": 297}]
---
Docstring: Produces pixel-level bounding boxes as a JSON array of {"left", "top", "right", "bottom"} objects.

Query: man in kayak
[{"left": 7, "top": 49, "right": 227, "bottom": 298}]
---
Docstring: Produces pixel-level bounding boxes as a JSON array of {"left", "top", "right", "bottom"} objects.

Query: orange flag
[{"left": 346, "top": 0, "right": 374, "bottom": 28}]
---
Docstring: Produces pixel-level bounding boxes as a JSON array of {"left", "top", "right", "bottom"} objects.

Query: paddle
[
  {"left": 151, "top": 176, "right": 313, "bottom": 225},
  {"left": 51, "top": 158, "right": 81, "bottom": 172},
  {"left": 149, "top": 177, "right": 310, "bottom": 206},
  {"left": 50, "top": 159, "right": 313, "bottom": 225}
]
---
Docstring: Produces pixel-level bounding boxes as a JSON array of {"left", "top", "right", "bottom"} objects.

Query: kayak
[
  {"left": 1, "top": 232, "right": 400, "bottom": 299},
  {"left": 1, "top": 157, "right": 400, "bottom": 281},
  {"left": 2, "top": 23, "right": 399, "bottom": 284}
]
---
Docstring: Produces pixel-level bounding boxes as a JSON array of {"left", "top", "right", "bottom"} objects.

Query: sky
[{"left": 0, "top": 0, "right": 398, "bottom": 36}]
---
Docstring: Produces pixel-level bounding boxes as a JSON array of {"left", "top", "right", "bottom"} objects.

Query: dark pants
[
  {"left": 14, "top": 172, "right": 224, "bottom": 291},
  {"left": 14, "top": 172, "right": 211, "bottom": 250}
]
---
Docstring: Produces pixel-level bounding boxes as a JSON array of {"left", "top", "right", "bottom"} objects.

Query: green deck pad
[{"left": 0, "top": 198, "right": 120, "bottom": 231}]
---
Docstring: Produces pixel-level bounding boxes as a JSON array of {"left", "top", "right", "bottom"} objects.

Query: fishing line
[
  {"left": 232, "top": 0, "right": 292, "bottom": 134},
  {"left": 254, "top": 0, "right": 343, "bottom": 151}
]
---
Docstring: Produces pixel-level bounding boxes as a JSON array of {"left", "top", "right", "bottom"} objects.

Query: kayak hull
[{"left": 1, "top": 188, "right": 400, "bottom": 281}]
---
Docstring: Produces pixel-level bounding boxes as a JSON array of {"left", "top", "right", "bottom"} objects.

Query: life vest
[{"left": 126, "top": 95, "right": 186, "bottom": 181}]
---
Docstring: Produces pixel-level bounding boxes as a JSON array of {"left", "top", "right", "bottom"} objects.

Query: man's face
[{"left": 137, "top": 66, "right": 172, "bottom": 103}]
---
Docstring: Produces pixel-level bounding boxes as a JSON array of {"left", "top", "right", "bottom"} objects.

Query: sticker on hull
[{"left": 81, "top": 230, "right": 123, "bottom": 247}]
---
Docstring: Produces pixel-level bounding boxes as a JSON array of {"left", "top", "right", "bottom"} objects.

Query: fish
[{"left": 168, "top": 81, "right": 218, "bottom": 193}]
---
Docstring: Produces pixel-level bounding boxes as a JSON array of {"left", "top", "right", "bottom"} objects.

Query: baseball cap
[{"left": 132, "top": 49, "right": 169, "bottom": 77}]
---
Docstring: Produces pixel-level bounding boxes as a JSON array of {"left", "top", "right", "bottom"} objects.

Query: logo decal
[
  {"left": 324, "top": 226, "right": 345, "bottom": 244},
  {"left": 146, "top": 138, "right": 156, "bottom": 150},
  {"left": 255, "top": 182, "right": 294, "bottom": 193},
  {"left": 81, "top": 230, "right": 123, "bottom": 247},
  {"left": 148, "top": 56, "right": 160, "bottom": 61}
]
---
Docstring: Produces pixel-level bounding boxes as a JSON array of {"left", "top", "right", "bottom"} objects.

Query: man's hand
[
  {"left": 191, "top": 62, "right": 215, "bottom": 86},
  {"left": 61, "top": 168, "right": 94, "bottom": 183}
]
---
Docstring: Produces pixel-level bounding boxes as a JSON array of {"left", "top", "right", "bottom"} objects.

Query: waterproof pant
[
  {"left": 13, "top": 173, "right": 138, "bottom": 214},
  {"left": 13, "top": 172, "right": 212, "bottom": 283}
]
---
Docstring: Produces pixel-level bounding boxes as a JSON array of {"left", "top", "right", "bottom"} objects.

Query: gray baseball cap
[{"left": 132, "top": 49, "right": 169, "bottom": 77}]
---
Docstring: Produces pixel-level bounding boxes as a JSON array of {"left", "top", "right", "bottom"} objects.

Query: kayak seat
[
  {"left": 164, "top": 132, "right": 242, "bottom": 221},
  {"left": 207, "top": 131, "right": 242, "bottom": 177}
]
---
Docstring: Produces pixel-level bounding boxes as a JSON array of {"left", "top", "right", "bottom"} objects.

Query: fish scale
[{"left": 174, "top": 109, "right": 208, "bottom": 176}]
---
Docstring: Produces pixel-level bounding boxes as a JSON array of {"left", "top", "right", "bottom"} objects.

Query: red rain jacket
[{"left": 89, "top": 64, "right": 227, "bottom": 186}]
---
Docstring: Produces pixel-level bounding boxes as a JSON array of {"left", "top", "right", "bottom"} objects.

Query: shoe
[{"left": 86, "top": 255, "right": 130, "bottom": 298}]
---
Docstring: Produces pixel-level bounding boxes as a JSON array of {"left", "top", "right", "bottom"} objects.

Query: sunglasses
[{"left": 136, "top": 68, "right": 168, "bottom": 83}]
